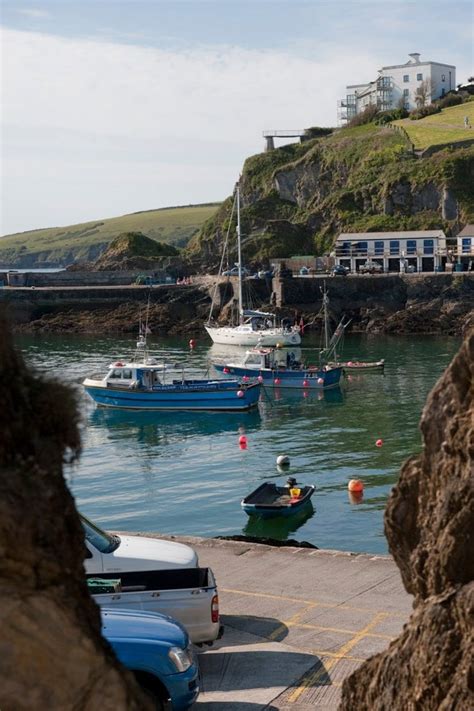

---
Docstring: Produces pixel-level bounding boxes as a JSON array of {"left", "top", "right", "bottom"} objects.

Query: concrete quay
[{"left": 150, "top": 535, "right": 413, "bottom": 709}]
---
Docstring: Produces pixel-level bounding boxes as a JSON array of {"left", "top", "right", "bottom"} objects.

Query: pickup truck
[
  {"left": 102, "top": 608, "right": 199, "bottom": 710},
  {"left": 82, "top": 515, "right": 221, "bottom": 644},
  {"left": 89, "top": 567, "right": 221, "bottom": 644},
  {"left": 81, "top": 514, "right": 199, "bottom": 574}
]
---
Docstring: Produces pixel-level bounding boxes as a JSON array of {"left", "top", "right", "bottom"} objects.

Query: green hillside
[
  {"left": 189, "top": 122, "right": 474, "bottom": 268},
  {"left": 0, "top": 203, "right": 220, "bottom": 267},
  {"left": 393, "top": 101, "right": 474, "bottom": 149}
]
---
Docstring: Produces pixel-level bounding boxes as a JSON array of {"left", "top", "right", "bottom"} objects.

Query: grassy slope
[
  {"left": 0, "top": 203, "right": 220, "bottom": 265},
  {"left": 393, "top": 102, "right": 474, "bottom": 149},
  {"left": 190, "top": 122, "right": 474, "bottom": 265}
]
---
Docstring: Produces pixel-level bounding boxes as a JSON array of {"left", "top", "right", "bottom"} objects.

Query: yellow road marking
[
  {"left": 287, "top": 612, "right": 389, "bottom": 703},
  {"left": 268, "top": 602, "right": 318, "bottom": 641},
  {"left": 221, "top": 586, "right": 408, "bottom": 617}
]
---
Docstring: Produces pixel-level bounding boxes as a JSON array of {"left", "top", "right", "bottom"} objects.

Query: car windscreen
[{"left": 80, "top": 514, "right": 121, "bottom": 553}]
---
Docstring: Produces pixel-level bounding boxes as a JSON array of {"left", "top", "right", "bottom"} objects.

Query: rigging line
[{"left": 207, "top": 191, "right": 236, "bottom": 325}]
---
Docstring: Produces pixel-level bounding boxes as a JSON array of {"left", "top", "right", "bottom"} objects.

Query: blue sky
[{"left": 1, "top": 1, "right": 473, "bottom": 234}]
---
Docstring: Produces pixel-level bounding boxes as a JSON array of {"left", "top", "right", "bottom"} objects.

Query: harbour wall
[{"left": 1, "top": 273, "right": 472, "bottom": 335}]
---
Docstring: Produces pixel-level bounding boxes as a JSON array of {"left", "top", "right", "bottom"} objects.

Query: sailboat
[
  {"left": 319, "top": 284, "right": 385, "bottom": 373},
  {"left": 204, "top": 183, "right": 302, "bottom": 347}
]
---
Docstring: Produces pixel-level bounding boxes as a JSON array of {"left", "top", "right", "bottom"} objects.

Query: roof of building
[
  {"left": 380, "top": 60, "right": 456, "bottom": 71},
  {"left": 337, "top": 230, "right": 446, "bottom": 242},
  {"left": 457, "top": 224, "right": 474, "bottom": 237}
]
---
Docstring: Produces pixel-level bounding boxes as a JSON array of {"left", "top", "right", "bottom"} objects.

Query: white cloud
[
  {"left": 4, "top": 26, "right": 468, "bottom": 234},
  {"left": 16, "top": 8, "right": 50, "bottom": 19}
]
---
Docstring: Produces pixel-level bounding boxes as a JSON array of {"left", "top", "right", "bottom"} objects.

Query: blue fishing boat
[
  {"left": 83, "top": 335, "right": 260, "bottom": 411},
  {"left": 241, "top": 478, "right": 315, "bottom": 519},
  {"left": 213, "top": 346, "right": 343, "bottom": 389}
]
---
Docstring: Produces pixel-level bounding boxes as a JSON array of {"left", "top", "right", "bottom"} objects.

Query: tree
[{"left": 415, "top": 78, "right": 435, "bottom": 108}]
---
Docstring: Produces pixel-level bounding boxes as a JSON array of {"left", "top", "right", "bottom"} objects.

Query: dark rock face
[
  {"left": 0, "top": 314, "right": 148, "bottom": 710},
  {"left": 340, "top": 331, "right": 474, "bottom": 710}
]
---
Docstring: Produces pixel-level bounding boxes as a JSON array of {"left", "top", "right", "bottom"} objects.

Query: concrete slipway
[{"left": 149, "top": 535, "right": 413, "bottom": 709}]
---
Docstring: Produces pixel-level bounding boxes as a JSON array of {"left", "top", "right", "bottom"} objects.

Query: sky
[{"left": 1, "top": 0, "right": 473, "bottom": 235}]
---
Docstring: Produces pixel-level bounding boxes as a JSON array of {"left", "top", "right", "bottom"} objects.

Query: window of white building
[
  {"left": 403, "top": 75, "right": 409, "bottom": 82},
  {"left": 403, "top": 89, "right": 409, "bottom": 97},
  {"left": 417, "top": 73, "right": 423, "bottom": 80},
  {"left": 442, "top": 74, "right": 446, "bottom": 81}
]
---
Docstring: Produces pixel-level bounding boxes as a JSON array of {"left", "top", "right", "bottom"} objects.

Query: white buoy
[{"left": 276, "top": 455, "right": 290, "bottom": 467}]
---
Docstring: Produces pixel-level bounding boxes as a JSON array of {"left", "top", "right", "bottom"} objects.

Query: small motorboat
[
  {"left": 339, "top": 359, "right": 385, "bottom": 373},
  {"left": 241, "top": 478, "right": 315, "bottom": 518}
]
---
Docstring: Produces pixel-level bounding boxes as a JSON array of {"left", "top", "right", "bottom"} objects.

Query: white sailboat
[{"left": 204, "top": 184, "right": 302, "bottom": 347}]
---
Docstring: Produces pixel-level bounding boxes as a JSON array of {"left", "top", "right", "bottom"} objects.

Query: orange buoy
[
  {"left": 376, "top": 438, "right": 383, "bottom": 447},
  {"left": 348, "top": 479, "right": 364, "bottom": 493}
]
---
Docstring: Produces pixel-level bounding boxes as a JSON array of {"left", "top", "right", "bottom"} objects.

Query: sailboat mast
[
  {"left": 323, "top": 282, "right": 330, "bottom": 350},
  {"left": 236, "top": 183, "right": 244, "bottom": 323}
]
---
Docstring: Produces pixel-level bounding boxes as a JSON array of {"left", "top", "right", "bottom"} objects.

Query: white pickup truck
[
  {"left": 81, "top": 514, "right": 221, "bottom": 645},
  {"left": 82, "top": 514, "right": 199, "bottom": 573}
]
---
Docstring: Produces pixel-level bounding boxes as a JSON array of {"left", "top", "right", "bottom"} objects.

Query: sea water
[{"left": 16, "top": 332, "right": 460, "bottom": 554}]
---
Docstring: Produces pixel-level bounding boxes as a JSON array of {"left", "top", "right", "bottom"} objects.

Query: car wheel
[{"left": 139, "top": 685, "right": 165, "bottom": 711}]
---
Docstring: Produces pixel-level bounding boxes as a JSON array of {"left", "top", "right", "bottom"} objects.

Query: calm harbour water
[{"left": 16, "top": 332, "right": 460, "bottom": 555}]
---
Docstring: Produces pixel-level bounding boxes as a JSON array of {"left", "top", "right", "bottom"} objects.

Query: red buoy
[
  {"left": 376, "top": 438, "right": 383, "bottom": 447},
  {"left": 189, "top": 339, "right": 196, "bottom": 349},
  {"left": 239, "top": 435, "right": 247, "bottom": 445},
  {"left": 348, "top": 479, "right": 364, "bottom": 493}
]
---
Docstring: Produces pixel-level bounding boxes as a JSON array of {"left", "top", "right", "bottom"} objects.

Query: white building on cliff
[{"left": 338, "top": 53, "right": 456, "bottom": 123}]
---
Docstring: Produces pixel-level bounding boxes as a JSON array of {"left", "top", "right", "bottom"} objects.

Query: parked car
[
  {"left": 359, "top": 261, "right": 383, "bottom": 274},
  {"left": 89, "top": 565, "right": 221, "bottom": 644},
  {"left": 81, "top": 513, "right": 199, "bottom": 574},
  {"left": 82, "top": 514, "right": 221, "bottom": 644},
  {"left": 332, "top": 264, "right": 350, "bottom": 276},
  {"left": 222, "top": 266, "right": 250, "bottom": 277},
  {"left": 102, "top": 608, "right": 199, "bottom": 710}
]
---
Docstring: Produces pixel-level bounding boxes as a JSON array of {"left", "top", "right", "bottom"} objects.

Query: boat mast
[
  {"left": 322, "top": 282, "right": 330, "bottom": 351},
  {"left": 236, "top": 183, "right": 244, "bottom": 324}
]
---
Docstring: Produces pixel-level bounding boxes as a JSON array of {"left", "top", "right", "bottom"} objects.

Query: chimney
[{"left": 409, "top": 53, "right": 421, "bottom": 63}]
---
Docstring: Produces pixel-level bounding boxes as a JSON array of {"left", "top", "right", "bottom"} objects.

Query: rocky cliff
[
  {"left": 188, "top": 124, "right": 474, "bottom": 269},
  {"left": 0, "top": 313, "right": 149, "bottom": 710},
  {"left": 340, "top": 330, "right": 474, "bottom": 710}
]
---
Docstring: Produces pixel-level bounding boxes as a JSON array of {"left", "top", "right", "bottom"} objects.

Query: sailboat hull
[{"left": 205, "top": 325, "right": 301, "bottom": 347}]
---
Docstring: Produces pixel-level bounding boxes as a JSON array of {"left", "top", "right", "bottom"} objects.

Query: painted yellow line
[
  {"left": 221, "top": 587, "right": 408, "bottom": 617},
  {"left": 287, "top": 612, "right": 389, "bottom": 703},
  {"left": 268, "top": 602, "right": 318, "bottom": 641},
  {"left": 283, "top": 621, "right": 394, "bottom": 640}
]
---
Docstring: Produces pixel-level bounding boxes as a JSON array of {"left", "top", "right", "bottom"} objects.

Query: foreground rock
[
  {"left": 340, "top": 331, "right": 474, "bottom": 710},
  {"left": 0, "top": 314, "right": 148, "bottom": 709}
]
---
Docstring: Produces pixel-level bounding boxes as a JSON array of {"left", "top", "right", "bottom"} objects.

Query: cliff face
[
  {"left": 0, "top": 314, "right": 149, "bottom": 710},
  {"left": 188, "top": 125, "right": 474, "bottom": 268},
  {"left": 340, "top": 331, "right": 474, "bottom": 710}
]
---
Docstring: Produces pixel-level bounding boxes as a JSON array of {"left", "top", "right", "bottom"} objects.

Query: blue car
[{"left": 102, "top": 608, "right": 199, "bottom": 710}]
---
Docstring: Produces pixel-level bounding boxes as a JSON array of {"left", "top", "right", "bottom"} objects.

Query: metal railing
[{"left": 263, "top": 130, "right": 306, "bottom": 138}]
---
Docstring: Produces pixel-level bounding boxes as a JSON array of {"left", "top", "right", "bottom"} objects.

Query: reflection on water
[
  {"left": 90, "top": 407, "right": 262, "bottom": 442},
  {"left": 243, "top": 503, "right": 315, "bottom": 541},
  {"left": 14, "top": 331, "right": 460, "bottom": 554}
]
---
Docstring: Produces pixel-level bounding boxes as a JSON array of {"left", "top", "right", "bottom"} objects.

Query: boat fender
[
  {"left": 317, "top": 377, "right": 324, "bottom": 385},
  {"left": 236, "top": 390, "right": 244, "bottom": 398}
]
